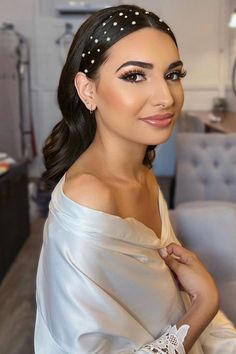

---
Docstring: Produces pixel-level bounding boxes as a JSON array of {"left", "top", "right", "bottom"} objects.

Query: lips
[
  {"left": 140, "top": 113, "right": 174, "bottom": 121},
  {"left": 139, "top": 113, "right": 174, "bottom": 128}
]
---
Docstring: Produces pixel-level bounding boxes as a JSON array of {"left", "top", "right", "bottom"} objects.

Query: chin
[{"left": 145, "top": 126, "right": 175, "bottom": 146}]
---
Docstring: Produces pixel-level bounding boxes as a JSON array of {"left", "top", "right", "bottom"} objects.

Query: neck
[{"left": 88, "top": 130, "right": 150, "bottom": 184}]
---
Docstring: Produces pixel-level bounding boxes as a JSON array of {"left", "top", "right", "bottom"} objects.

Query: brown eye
[
  {"left": 119, "top": 70, "right": 146, "bottom": 83},
  {"left": 165, "top": 70, "right": 187, "bottom": 81}
]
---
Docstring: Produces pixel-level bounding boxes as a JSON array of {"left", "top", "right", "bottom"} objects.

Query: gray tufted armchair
[
  {"left": 174, "top": 133, "right": 236, "bottom": 206},
  {"left": 152, "top": 115, "right": 205, "bottom": 208},
  {"left": 169, "top": 133, "right": 236, "bottom": 325}
]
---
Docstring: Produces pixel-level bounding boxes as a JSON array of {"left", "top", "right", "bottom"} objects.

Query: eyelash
[
  {"left": 165, "top": 70, "right": 187, "bottom": 81},
  {"left": 119, "top": 69, "right": 146, "bottom": 83},
  {"left": 119, "top": 69, "right": 187, "bottom": 83}
]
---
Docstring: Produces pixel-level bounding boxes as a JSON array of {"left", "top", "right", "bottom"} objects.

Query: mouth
[{"left": 139, "top": 113, "right": 174, "bottom": 127}]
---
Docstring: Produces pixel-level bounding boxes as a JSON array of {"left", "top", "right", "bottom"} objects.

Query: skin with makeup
[
  {"left": 39, "top": 6, "right": 221, "bottom": 353},
  {"left": 70, "top": 29, "right": 184, "bottom": 238},
  {"left": 64, "top": 28, "right": 219, "bottom": 353}
]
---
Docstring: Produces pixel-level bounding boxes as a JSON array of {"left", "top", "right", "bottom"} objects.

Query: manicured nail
[{"left": 159, "top": 247, "right": 168, "bottom": 258}]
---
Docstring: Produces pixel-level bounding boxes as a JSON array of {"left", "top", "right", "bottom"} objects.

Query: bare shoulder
[{"left": 63, "top": 173, "right": 117, "bottom": 214}]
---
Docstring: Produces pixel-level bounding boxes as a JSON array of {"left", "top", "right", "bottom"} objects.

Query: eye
[
  {"left": 119, "top": 70, "right": 146, "bottom": 83},
  {"left": 165, "top": 69, "right": 187, "bottom": 81}
]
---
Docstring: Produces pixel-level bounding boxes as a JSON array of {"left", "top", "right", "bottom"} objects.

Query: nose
[{"left": 150, "top": 78, "right": 174, "bottom": 108}]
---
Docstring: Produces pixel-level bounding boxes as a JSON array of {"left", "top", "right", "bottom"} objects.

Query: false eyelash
[
  {"left": 119, "top": 69, "right": 146, "bottom": 82},
  {"left": 165, "top": 69, "right": 187, "bottom": 80},
  {"left": 119, "top": 68, "right": 188, "bottom": 83},
  {"left": 181, "top": 69, "right": 187, "bottom": 77}
]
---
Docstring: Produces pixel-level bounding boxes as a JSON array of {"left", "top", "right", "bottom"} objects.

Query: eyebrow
[{"left": 116, "top": 60, "right": 183, "bottom": 72}]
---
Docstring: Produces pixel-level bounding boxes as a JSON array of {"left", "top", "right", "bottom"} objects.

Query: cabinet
[
  {"left": 0, "top": 162, "right": 30, "bottom": 281},
  {"left": 185, "top": 111, "right": 236, "bottom": 133}
]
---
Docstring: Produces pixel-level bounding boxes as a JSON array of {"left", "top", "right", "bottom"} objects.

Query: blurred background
[{"left": 0, "top": 0, "right": 236, "bottom": 353}]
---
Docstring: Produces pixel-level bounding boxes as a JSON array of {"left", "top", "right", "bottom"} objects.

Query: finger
[
  {"left": 159, "top": 247, "right": 168, "bottom": 258},
  {"left": 159, "top": 246, "right": 182, "bottom": 261},
  {"left": 165, "top": 243, "right": 191, "bottom": 264},
  {"left": 164, "top": 254, "right": 181, "bottom": 274}
]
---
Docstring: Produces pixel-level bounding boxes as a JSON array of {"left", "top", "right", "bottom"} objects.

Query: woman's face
[{"left": 93, "top": 27, "right": 185, "bottom": 146}]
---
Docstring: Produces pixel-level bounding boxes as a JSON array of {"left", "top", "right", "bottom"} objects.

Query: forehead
[{"left": 103, "top": 27, "right": 179, "bottom": 70}]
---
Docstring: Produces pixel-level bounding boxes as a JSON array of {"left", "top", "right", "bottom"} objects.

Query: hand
[{"left": 159, "top": 243, "right": 219, "bottom": 310}]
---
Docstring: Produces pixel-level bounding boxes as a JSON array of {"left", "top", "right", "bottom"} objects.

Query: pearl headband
[{"left": 81, "top": 9, "right": 171, "bottom": 74}]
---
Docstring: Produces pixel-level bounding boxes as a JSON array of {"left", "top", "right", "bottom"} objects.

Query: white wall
[
  {"left": 0, "top": 0, "right": 235, "bottom": 176},
  {"left": 0, "top": 0, "right": 39, "bottom": 173},
  {"left": 155, "top": 0, "right": 232, "bottom": 110},
  {"left": 227, "top": 0, "right": 236, "bottom": 110}
]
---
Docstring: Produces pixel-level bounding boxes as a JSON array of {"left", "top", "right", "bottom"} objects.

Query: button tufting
[
  {"left": 200, "top": 141, "right": 207, "bottom": 149},
  {"left": 225, "top": 143, "right": 232, "bottom": 149},
  {"left": 213, "top": 160, "right": 219, "bottom": 168},
  {"left": 192, "top": 159, "right": 198, "bottom": 167}
]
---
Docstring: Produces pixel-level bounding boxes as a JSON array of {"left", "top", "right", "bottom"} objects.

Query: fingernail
[{"left": 159, "top": 247, "right": 168, "bottom": 258}]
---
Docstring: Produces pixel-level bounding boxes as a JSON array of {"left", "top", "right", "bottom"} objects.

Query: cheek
[
  {"left": 173, "top": 84, "right": 184, "bottom": 108},
  {"left": 97, "top": 82, "right": 145, "bottom": 113},
  {"left": 107, "top": 89, "right": 131, "bottom": 108}
]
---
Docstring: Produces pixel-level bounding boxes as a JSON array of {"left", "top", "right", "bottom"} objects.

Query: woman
[{"left": 35, "top": 4, "right": 236, "bottom": 353}]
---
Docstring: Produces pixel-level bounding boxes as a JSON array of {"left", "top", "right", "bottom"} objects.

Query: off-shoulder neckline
[{"left": 59, "top": 173, "right": 163, "bottom": 240}]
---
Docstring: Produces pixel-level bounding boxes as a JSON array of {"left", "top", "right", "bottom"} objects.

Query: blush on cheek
[
  {"left": 100, "top": 85, "right": 145, "bottom": 114},
  {"left": 107, "top": 90, "right": 126, "bottom": 108},
  {"left": 175, "top": 86, "right": 184, "bottom": 108}
]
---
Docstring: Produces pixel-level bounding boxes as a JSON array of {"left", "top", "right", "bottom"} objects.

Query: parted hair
[{"left": 42, "top": 4, "right": 178, "bottom": 189}]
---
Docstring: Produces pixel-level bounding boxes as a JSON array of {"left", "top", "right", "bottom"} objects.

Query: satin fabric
[{"left": 35, "top": 174, "right": 236, "bottom": 353}]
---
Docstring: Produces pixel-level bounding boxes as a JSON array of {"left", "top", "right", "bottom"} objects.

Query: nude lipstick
[{"left": 139, "top": 113, "right": 174, "bottom": 127}]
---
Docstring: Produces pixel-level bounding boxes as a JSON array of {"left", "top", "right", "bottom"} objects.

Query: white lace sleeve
[{"left": 136, "top": 324, "right": 190, "bottom": 354}]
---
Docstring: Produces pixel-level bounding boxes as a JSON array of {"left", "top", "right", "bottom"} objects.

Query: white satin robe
[{"left": 34, "top": 174, "right": 236, "bottom": 353}]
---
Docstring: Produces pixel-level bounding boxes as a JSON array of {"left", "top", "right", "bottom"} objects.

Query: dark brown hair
[{"left": 42, "top": 4, "right": 178, "bottom": 189}]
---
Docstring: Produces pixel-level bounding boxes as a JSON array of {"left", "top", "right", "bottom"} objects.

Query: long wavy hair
[{"left": 42, "top": 4, "right": 178, "bottom": 189}]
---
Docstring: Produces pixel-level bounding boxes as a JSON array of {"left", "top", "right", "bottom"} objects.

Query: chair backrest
[
  {"left": 174, "top": 133, "right": 236, "bottom": 206},
  {"left": 169, "top": 201, "right": 236, "bottom": 325},
  {"left": 152, "top": 113, "right": 205, "bottom": 179},
  {"left": 152, "top": 127, "right": 177, "bottom": 178}
]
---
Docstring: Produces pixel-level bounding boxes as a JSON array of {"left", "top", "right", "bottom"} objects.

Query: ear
[{"left": 74, "top": 72, "right": 97, "bottom": 111}]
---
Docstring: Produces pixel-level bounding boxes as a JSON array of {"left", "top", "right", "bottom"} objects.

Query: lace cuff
[{"left": 137, "top": 324, "right": 190, "bottom": 354}]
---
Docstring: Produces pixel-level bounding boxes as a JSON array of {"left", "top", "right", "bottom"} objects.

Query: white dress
[{"left": 34, "top": 174, "right": 236, "bottom": 354}]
